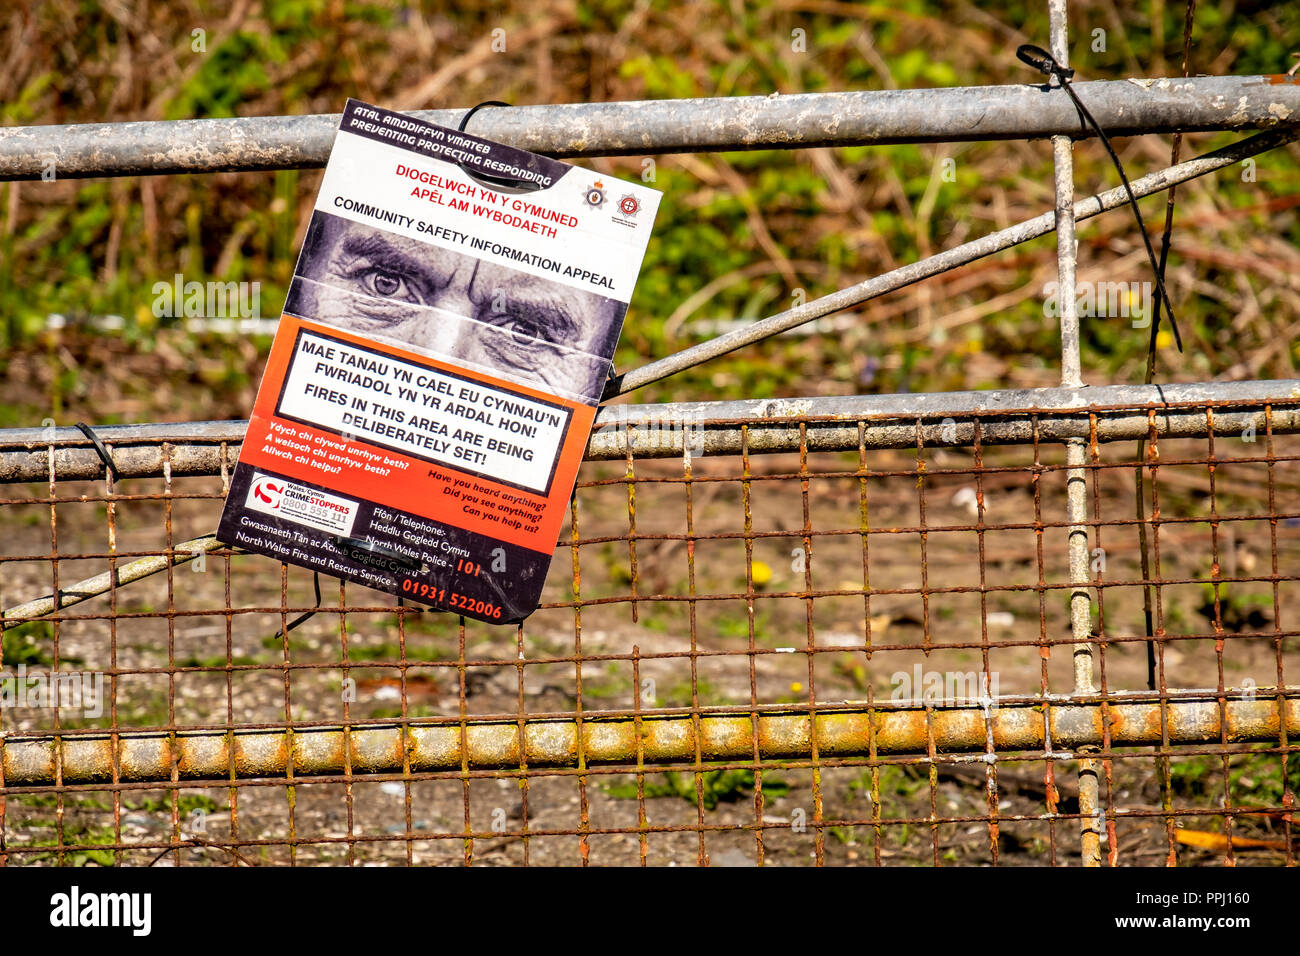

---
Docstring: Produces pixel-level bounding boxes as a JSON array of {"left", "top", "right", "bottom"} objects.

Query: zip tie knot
[{"left": 1016, "top": 44, "right": 1074, "bottom": 82}]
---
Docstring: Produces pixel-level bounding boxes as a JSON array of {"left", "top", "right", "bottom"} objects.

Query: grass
[
  {"left": 2, "top": 620, "right": 76, "bottom": 669},
  {"left": 848, "top": 764, "right": 931, "bottom": 803},
  {"left": 661, "top": 677, "right": 728, "bottom": 707},
  {"left": 1168, "top": 748, "right": 1300, "bottom": 806},
  {"left": 14, "top": 823, "right": 118, "bottom": 866},
  {"left": 604, "top": 768, "right": 790, "bottom": 810},
  {"left": 342, "top": 640, "right": 454, "bottom": 663},
  {"left": 583, "top": 662, "right": 634, "bottom": 701},
  {"left": 10, "top": 792, "right": 225, "bottom": 866}
]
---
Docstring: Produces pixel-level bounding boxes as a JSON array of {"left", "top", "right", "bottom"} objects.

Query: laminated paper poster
[{"left": 218, "top": 99, "right": 660, "bottom": 623}]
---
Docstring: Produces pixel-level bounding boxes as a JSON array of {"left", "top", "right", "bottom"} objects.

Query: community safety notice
[{"left": 218, "top": 98, "right": 660, "bottom": 623}]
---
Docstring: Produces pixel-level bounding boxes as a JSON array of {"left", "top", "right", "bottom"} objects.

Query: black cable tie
[
  {"left": 1016, "top": 43, "right": 1073, "bottom": 80},
  {"left": 455, "top": 100, "right": 543, "bottom": 193},
  {"left": 74, "top": 422, "right": 118, "bottom": 482},
  {"left": 273, "top": 570, "right": 322, "bottom": 640},
  {"left": 1017, "top": 43, "right": 1184, "bottom": 354}
]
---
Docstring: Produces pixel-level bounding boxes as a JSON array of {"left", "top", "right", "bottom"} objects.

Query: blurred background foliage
[{"left": 0, "top": 0, "right": 1297, "bottom": 426}]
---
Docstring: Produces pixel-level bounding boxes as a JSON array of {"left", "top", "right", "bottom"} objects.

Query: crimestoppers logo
[
  {"left": 251, "top": 476, "right": 284, "bottom": 509},
  {"left": 582, "top": 179, "right": 607, "bottom": 209},
  {"left": 245, "top": 472, "right": 358, "bottom": 536}
]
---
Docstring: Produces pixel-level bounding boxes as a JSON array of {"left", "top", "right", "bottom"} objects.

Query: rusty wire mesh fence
[
  {"left": 2, "top": 1, "right": 1299, "bottom": 866},
  {"left": 1, "top": 391, "right": 1296, "bottom": 866}
]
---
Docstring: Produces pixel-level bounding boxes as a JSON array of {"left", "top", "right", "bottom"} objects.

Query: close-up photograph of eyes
[
  {"left": 285, "top": 212, "right": 626, "bottom": 403},
  {"left": 0, "top": 0, "right": 1297, "bottom": 929}
]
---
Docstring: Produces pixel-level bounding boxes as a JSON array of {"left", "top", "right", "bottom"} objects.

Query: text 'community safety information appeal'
[{"left": 218, "top": 99, "right": 660, "bottom": 623}]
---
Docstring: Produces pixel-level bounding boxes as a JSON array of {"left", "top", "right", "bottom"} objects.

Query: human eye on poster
[{"left": 218, "top": 99, "right": 661, "bottom": 624}]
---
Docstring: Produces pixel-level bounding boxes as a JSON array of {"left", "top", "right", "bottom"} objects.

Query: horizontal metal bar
[
  {"left": 0, "top": 422, "right": 244, "bottom": 485},
  {"left": 1, "top": 77, "right": 1297, "bottom": 180},
  {"left": 609, "top": 127, "right": 1298, "bottom": 395},
  {"left": 0, "top": 420, "right": 249, "bottom": 445},
  {"left": 592, "top": 380, "right": 1300, "bottom": 457},
  {"left": 0, "top": 381, "right": 1295, "bottom": 485},
  {"left": 2, "top": 697, "right": 1295, "bottom": 786}
]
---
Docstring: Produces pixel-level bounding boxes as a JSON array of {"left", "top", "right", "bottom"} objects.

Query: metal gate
[{"left": 1, "top": 6, "right": 1298, "bottom": 866}]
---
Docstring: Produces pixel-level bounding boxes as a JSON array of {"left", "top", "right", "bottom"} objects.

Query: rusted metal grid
[{"left": 1, "top": 390, "right": 1296, "bottom": 866}]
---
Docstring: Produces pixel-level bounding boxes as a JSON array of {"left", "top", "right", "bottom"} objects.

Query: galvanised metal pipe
[
  {"left": 0, "top": 76, "right": 1297, "bottom": 180},
  {"left": 0, "top": 420, "right": 244, "bottom": 484},
  {"left": 0, "top": 534, "right": 220, "bottom": 629},
  {"left": 0, "top": 381, "right": 1297, "bottom": 484},
  {"left": 608, "top": 126, "right": 1298, "bottom": 396},
  {"left": 1, "top": 697, "right": 1295, "bottom": 786},
  {"left": 1047, "top": 0, "right": 1101, "bottom": 868}
]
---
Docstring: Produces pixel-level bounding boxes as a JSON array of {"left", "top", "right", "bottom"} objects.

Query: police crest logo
[
  {"left": 582, "top": 179, "right": 607, "bottom": 209},
  {"left": 218, "top": 99, "right": 661, "bottom": 623}
]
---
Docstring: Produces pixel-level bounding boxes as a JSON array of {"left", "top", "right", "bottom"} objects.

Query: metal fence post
[{"left": 1046, "top": 0, "right": 1104, "bottom": 868}]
